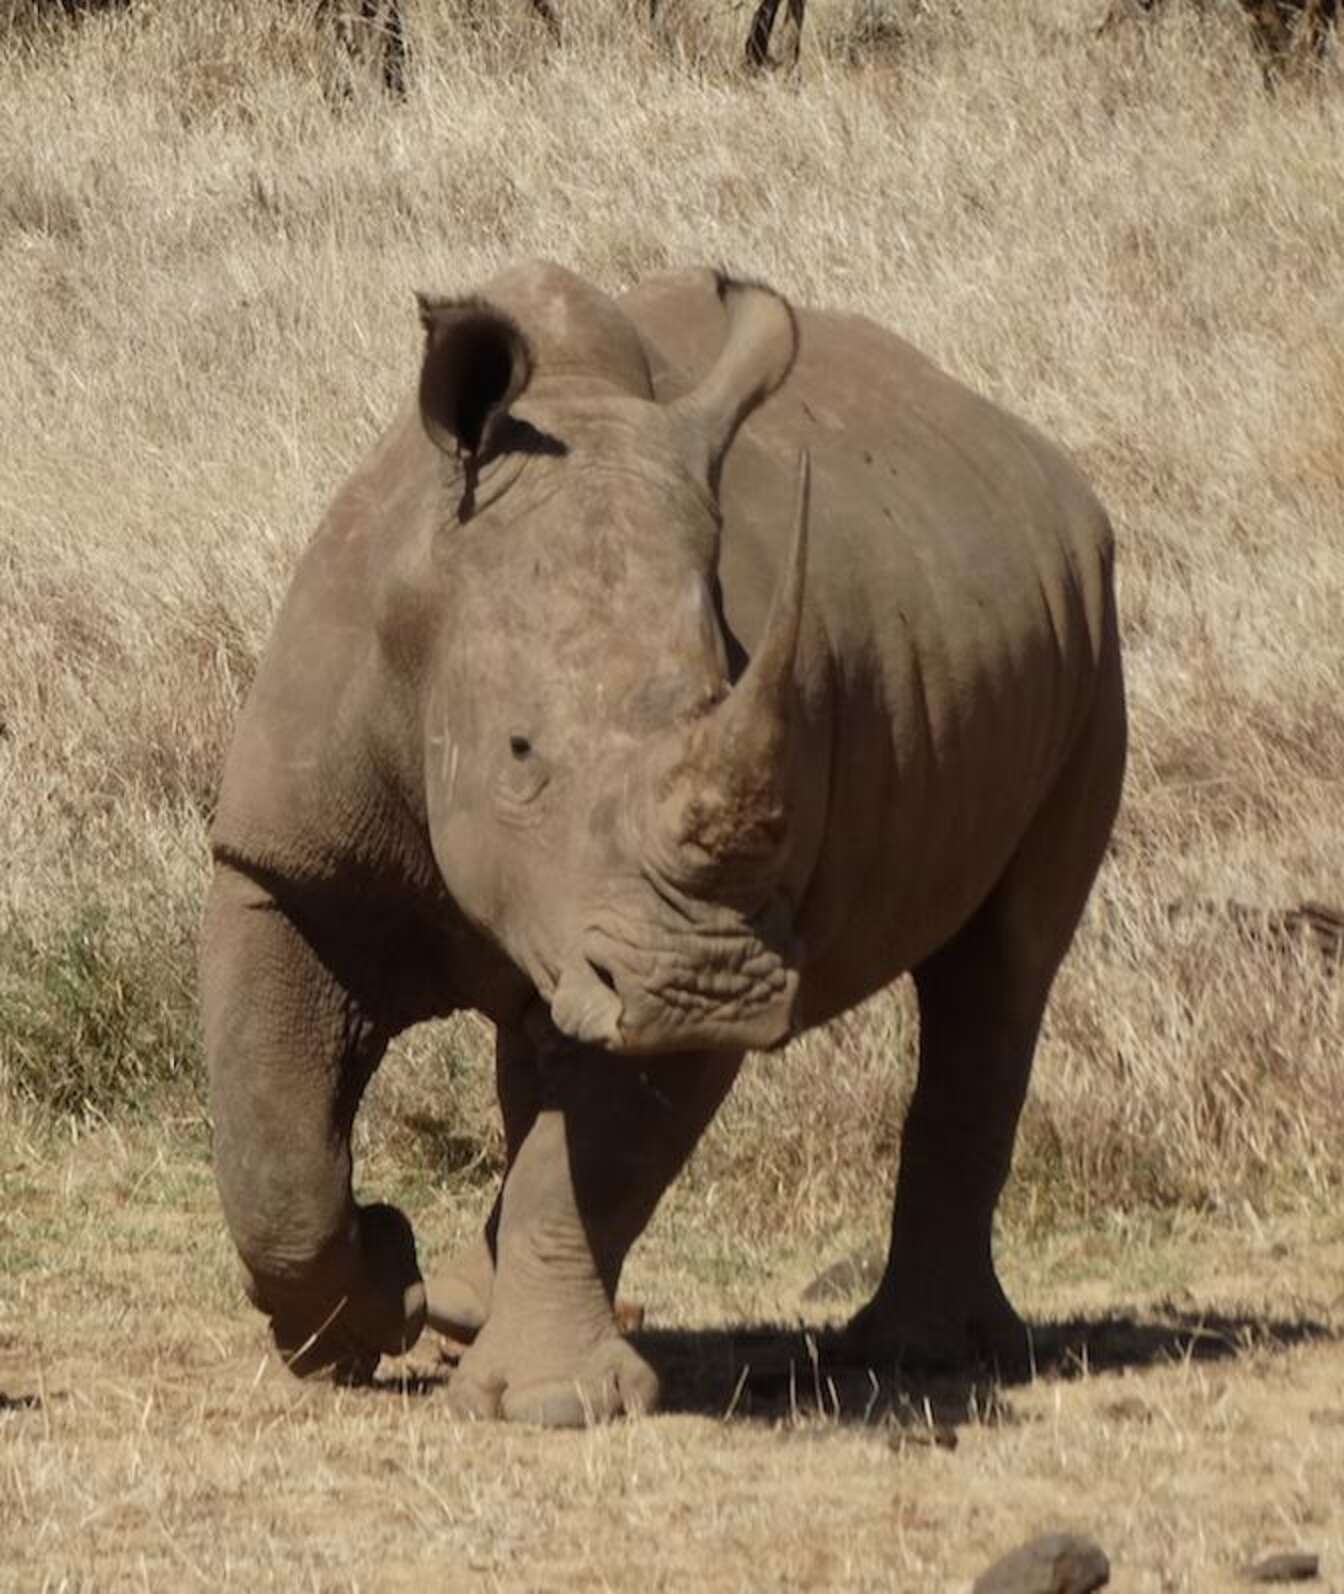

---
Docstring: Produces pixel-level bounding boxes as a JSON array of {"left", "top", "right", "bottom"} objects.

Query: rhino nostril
[{"left": 587, "top": 957, "right": 618, "bottom": 995}]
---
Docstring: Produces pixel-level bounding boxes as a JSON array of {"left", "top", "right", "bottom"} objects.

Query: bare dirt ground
[
  {"left": 2, "top": 1, "right": 1342, "bottom": 1588},
  {"left": 2, "top": 1123, "right": 1341, "bottom": 1590}
]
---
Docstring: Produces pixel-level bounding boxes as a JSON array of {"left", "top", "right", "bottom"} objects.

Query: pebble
[
  {"left": 800, "top": 1252, "right": 883, "bottom": 1302},
  {"left": 887, "top": 1421, "right": 958, "bottom": 1453},
  {"left": 1243, "top": 1551, "right": 1320, "bottom": 1583},
  {"left": 972, "top": 1532, "right": 1110, "bottom": 1594}
]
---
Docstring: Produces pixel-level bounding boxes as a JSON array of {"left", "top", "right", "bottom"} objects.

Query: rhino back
[{"left": 621, "top": 270, "right": 1119, "bottom": 1016}]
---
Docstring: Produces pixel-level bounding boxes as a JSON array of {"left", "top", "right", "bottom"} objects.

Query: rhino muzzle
[
  {"left": 548, "top": 937, "right": 800, "bottom": 1056},
  {"left": 550, "top": 955, "right": 627, "bottom": 1049}
]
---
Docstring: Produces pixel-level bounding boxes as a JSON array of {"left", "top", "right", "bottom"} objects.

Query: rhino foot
[
  {"left": 446, "top": 1318, "right": 658, "bottom": 1427},
  {"left": 839, "top": 1275, "right": 1031, "bottom": 1376},
  {"left": 425, "top": 1234, "right": 495, "bottom": 1349},
  {"left": 256, "top": 1203, "right": 428, "bottom": 1385},
  {"left": 273, "top": 1328, "right": 384, "bottom": 1386}
]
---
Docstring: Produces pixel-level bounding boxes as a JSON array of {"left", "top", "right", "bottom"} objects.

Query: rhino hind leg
[
  {"left": 845, "top": 628, "right": 1127, "bottom": 1374},
  {"left": 446, "top": 1044, "right": 741, "bottom": 1425},
  {"left": 842, "top": 915, "right": 1047, "bottom": 1373},
  {"left": 202, "top": 864, "right": 427, "bottom": 1382}
]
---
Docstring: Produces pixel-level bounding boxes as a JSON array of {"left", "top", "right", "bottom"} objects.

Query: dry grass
[
  {"left": 4, "top": 0, "right": 1337, "bottom": 1212},
  {"left": 1, "top": 0, "right": 1342, "bottom": 1584}
]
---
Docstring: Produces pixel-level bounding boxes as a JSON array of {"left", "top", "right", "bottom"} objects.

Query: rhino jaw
[{"left": 547, "top": 945, "right": 800, "bottom": 1056}]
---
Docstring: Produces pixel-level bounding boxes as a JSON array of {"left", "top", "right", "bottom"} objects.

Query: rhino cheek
[
  {"left": 745, "top": 964, "right": 800, "bottom": 1050},
  {"left": 442, "top": 737, "right": 461, "bottom": 812}
]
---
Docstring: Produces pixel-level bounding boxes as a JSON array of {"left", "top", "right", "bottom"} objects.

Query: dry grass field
[{"left": 1, "top": 0, "right": 1342, "bottom": 1587}]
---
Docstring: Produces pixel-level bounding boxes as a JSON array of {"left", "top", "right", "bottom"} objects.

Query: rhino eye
[{"left": 496, "top": 733, "right": 549, "bottom": 814}]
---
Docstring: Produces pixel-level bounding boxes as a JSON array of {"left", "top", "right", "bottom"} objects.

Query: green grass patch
[{"left": 0, "top": 900, "right": 201, "bottom": 1117}]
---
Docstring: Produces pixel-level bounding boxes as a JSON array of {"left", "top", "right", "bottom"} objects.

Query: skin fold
[{"left": 202, "top": 260, "right": 1126, "bottom": 1423}]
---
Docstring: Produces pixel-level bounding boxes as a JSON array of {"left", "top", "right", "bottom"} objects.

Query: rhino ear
[
  {"left": 670, "top": 274, "right": 798, "bottom": 490},
  {"left": 416, "top": 293, "right": 534, "bottom": 459}
]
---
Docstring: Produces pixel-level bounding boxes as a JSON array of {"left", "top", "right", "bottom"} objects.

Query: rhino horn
[
  {"left": 416, "top": 293, "right": 533, "bottom": 459},
  {"left": 671, "top": 275, "right": 798, "bottom": 489},
  {"left": 733, "top": 448, "right": 810, "bottom": 734},
  {"left": 680, "top": 452, "right": 810, "bottom": 860}
]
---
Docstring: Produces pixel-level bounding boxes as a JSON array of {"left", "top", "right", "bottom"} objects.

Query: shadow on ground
[
  {"left": 627, "top": 1307, "right": 1339, "bottom": 1428},
  {"left": 56, "top": 1300, "right": 1314, "bottom": 1427},
  {"left": 1, "top": 1310, "right": 1332, "bottom": 1429}
]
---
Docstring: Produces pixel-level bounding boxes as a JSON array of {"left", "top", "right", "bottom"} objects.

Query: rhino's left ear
[
  {"left": 670, "top": 275, "right": 798, "bottom": 491},
  {"left": 416, "top": 293, "right": 533, "bottom": 460}
]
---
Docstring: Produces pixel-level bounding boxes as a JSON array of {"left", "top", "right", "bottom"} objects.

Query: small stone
[
  {"left": 1101, "top": 1395, "right": 1151, "bottom": 1424},
  {"left": 801, "top": 1252, "right": 884, "bottom": 1302},
  {"left": 972, "top": 1532, "right": 1110, "bottom": 1594},
  {"left": 1243, "top": 1551, "right": 1320, "bottom": 1583},
  {"left": 887, "top": 1421, "right": 958, "bottom": 1453}
]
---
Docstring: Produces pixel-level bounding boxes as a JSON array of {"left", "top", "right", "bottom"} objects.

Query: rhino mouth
[{"left": 544, "top": 918, "right": 801, "bottom": 1057}]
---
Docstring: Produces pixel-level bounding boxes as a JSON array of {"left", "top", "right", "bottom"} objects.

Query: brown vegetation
[
  {"left": 1, "top": 0, "right": 1341, "bottom": 1584},
  {"left": 1100, "top": 0, "right": 1340, "bottom": 73}
]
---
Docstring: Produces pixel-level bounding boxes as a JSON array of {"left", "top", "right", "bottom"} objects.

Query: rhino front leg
[
  {"left": 202, "top": 864, "right": 426, "bottom": 1381},
  {"left": 424, "top": 1028, "right": 543, "bottom": 1344},
  {"left": 446, "top": 1043, "right": 741, "bottom": 1426}
]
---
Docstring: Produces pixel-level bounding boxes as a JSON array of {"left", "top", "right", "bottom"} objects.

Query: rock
[
  {"left": 972, "top": 1532, "right": 1110, "bottom": 1594},
  {"left": 887, "top": 1421, "right": 958, "bottom": 1453},
  {"left": 1100, "top": 1395, "right": 1152, "bottom": 1424},
  {"left": 800, "top": 1251, "right": 884, "bottom": 1302},
  {"left": 1243, "top": 1551, "right": 1320, "bottom": 1583}
]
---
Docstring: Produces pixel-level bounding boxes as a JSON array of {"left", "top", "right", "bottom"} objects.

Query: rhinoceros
[{"left": 202, "top": 260, "right": 1126, "bottom": 1425}]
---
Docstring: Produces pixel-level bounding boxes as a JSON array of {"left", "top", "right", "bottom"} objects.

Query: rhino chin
[
  {"left": 704, "top": 986, "right": 797, "bottom": 1054},
  {"left": 548, "top": 952, "right": 799, "bottom": 1057}
]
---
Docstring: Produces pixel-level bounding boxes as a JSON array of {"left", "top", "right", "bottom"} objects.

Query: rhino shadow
[{"left": 629, "top": 1307, "right": 1339, "bottom": 1428}]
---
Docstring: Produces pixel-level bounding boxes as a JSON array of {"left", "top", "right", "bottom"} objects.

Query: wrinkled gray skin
[{"left": 203, "top": 261, "right": 1126, "bottom": 1425}]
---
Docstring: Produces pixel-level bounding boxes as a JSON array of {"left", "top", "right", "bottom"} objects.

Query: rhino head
[{"left": 407, "top": 265, "right": 808, "bottom": 1056}]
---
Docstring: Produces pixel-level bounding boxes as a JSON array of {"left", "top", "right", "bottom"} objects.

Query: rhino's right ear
[{"left": 416, "top": 294, "right": 534, "bottom": 460}]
